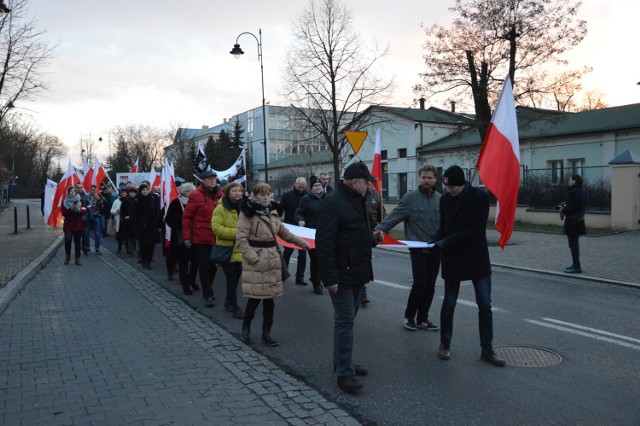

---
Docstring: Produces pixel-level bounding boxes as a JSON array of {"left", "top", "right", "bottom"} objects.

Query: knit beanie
[{"left": 443, "top": 165, "right": 466, "bottom": 186}]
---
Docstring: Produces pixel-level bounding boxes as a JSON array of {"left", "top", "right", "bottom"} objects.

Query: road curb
[{"left": 0, "top": 234, "right": 64, "bottom": 315}]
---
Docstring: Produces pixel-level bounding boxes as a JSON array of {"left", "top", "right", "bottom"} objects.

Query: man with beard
[
  {"left": 375, "top": 164, "right": 441, "bottom": 332},
  {"left": 278, "top": 177, "right": 308, "bottom": 285}
]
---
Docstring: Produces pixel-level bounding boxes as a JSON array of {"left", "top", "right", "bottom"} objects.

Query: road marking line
[
  {"left": 525, "top": 319, "right": 640, "bottom": 351},
  {"left": 541, "top": 317, "right": 640, "bottom": 344},
  {"left": 372, "top": 279, "right": 409, "bottom": 289}
]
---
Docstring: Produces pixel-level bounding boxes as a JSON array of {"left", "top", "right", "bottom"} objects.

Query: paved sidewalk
[{"left": 0, "top": 227, "right": 358, "bottom": 425}]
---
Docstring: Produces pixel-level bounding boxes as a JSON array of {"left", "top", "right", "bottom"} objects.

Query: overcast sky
[{"left": 17, "top": 0, "right": 640, "bottom": 159}]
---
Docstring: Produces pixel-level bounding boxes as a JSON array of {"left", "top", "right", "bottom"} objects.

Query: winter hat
[
  {"left": 309, "top": 176, "right": 321, "bottom": 187},
  {"left": 443, "top": 165, "right": 466, "bottom": 186},
  {"left": 344, "top": 162, "right": 377, "bottom": 182}
]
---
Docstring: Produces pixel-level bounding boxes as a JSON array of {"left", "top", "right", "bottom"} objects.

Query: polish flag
[
  {"left": 147, "top": 168, "right": 161, "bottom": 190},
  {"left": 82, "top": 158, "right": 94, "bottom": 193},
  {"left": 47, "top": 161, "right": 82, "bottom": 227},
  {"left": 131, "top": 157, "right": 139, "bottom": 173},
  {"left": 476, "top": 76, "right": 520, "bottom": 249},
  {"left": 91, "top": 156, "right": 107, "bottom": 188},
  {"left": 162, "top": 159, "right": 180, "bottom": 248},
  {"left": 371, "top": 129, "right": 382, "bottom": 193}
]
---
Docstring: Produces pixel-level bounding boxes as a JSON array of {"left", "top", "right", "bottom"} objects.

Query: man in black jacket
[
  {"left": 278, "top": 177, "right": 308, "bottom": 284},
  {"left": 316, "top": 162, "right": 383, "bottom": 393},
  {"left": 433, "top": 165, "right": 506, "bottom": 367}
]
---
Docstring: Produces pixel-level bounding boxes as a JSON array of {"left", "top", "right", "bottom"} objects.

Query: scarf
[
  {"left": 64, "top": 193, "right": 81, "bottom": 210},
  {"left": 179, "top": 194, "right": 189, "bottom": 205}
]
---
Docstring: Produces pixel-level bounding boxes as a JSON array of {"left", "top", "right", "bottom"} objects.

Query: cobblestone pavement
[{"left": 0, "top": 232, "right": 359, "bottom": 425}]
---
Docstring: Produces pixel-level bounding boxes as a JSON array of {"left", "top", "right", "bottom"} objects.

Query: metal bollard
[
  {"left": 13, "top": 206, "right": 18, "bottom": 234},
  {"left": 26, "top": 205, "right": 31, "bottom": 229}
]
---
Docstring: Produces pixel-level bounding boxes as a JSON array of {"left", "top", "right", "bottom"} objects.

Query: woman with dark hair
[
  {"left": 134, "top": 184, "right": 160, "bottom": 269},
  {"left": 560, "top": 174, "right": 588, "bottom": 273},
  {"left": 236, "top": 183, "right": 309, "bottom": 346},
  {"left": 61, "top": 186, "right": 87, "bottom": 265},
  {"left": 211, "top": 182, "right": 245, "bottom": 318},
  {"left": 120, "top": 188, "right": 138, "bottom": 256}
]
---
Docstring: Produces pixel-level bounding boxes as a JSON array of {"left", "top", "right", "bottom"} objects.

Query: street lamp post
[{"left": 230, "top": 29, "right": 268, "bottom": 184}]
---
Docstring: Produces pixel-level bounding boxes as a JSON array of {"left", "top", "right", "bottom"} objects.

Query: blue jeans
[
  {"left": 440, "top": 276, "right": 493, "bottom": 351},
  {"left": 329, "top": 283, "right": 364, "bottom": 377},
  {"left": 567, "top": 235, "right": 581, "bottom": 268},
  {"left": 83, "top": 218, "right": 101, "bottom": 251}
]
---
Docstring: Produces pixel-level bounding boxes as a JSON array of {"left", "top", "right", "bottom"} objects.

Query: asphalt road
[{"left": 100, "top": 237, "right": 640, "bottom": 425}]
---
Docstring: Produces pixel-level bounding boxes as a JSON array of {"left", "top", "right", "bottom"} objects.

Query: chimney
[
  {"left": 419, "top": 97, "right": 426, "bottom": 110},
  {"left": 450, "top": 101, "right": 456, "bottom": 113},
  {"left": 202, "top": 125, "right": 209, "bottom": 130}
]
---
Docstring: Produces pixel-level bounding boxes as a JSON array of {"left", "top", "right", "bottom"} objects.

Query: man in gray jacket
[{"left": 375, "top": 164, "right": 441, "bottom": 331}]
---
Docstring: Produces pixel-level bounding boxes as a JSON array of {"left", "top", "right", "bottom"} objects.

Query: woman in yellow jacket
[{"left": 211, "top": 182, "right": 245, "bottom": 319}]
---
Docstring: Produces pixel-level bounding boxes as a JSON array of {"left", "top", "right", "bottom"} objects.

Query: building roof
[
  {"left": 346, "top": 105, "right": 475, "bottom": 132},
  {"left": 421, "top": 103, "right": 640, "bottom": 153}
]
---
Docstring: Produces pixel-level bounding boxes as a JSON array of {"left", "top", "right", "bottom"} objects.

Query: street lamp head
[
  {"left": 230, "top": 44, "right": 244, "bottom": 58},
  {"left": 98, "top": 137, "right": 103, "bottom": 142},
  {"left": 0, "top": 1, "right": 11, "bottom": 14}
]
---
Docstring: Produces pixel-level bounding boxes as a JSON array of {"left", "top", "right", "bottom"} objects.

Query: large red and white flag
[
  {"left": 476, "top": 76, "right": 520, "bottom": 249},
  {"left": 162, "top": 159, "right": 180, "bottom": 248},
  {"left": 371, "top": 129, "right": 382, "bottom": 193},
  {"left": 82, "top": 158, "right": 94, "bottom": 193},
  {"left": 91, "top": 156, "right": 107, "bottom": 188},
  {"left": 147, "top": 168, "right": 161, "bottom": 189},
  {"left": 47, "top": 160, "right": 82, "bottom": 227},
  {"left": 131, "top": 157, "right": 139, "bottom": 173}
]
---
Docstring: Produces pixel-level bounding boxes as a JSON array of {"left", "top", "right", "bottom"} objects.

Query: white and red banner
[
  {"left": 371, "top": 129, "right": 382, "bottom": 192},
  {"left": 162, "top": 158, "right": 179, "bottom": 248},
  {"left": 476, "top": 76, "right": 520, "bottom": 249},
  {"left": 276, "top": 224, "right": 434, "bottom": 250},
  {"left": 131, "top": 157, "right": 139, "bottom": 173},
  {"left": 82, "top": 158, "right": 93, "bottom": 193},
  {"left": 47, "top": 161, "right": 82, "bottom": 227},
  {"left": 91, "top": 156, "right": 108, "bottom": 188},
  {"left": 43, "top": 179, "right": 57, "bottom": 223}
]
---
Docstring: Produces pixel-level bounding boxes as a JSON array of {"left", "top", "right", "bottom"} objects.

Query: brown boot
[{"left": 75, "top": 258, "right": 81, "bottom": 266}]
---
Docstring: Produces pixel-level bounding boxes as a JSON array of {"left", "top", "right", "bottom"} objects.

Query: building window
[
  {"left": 398, "top": 148, "right": 407, "bottom": 158},
  {"left": 549, "top": 160, "right": 563, "bottom": 184},
  {"left": 381, "top": 150, "right": 387, "bottom": 160},
  {"left": 569, "top": 158, "right": 584, "bottom": 176}
]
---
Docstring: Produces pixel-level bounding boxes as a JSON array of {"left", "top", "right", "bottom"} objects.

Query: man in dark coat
[
  {"left": 560, "top": 174, "right": 588, "bottom": 273},
  {"left": 278, "top": 177, "right": 308, "bottom": 285},
  {"left": 433, "top": 165, "right": 506, "bottom": 367},
  {"left": 316, "top": 162, "right": 383, "bottom": 394}
]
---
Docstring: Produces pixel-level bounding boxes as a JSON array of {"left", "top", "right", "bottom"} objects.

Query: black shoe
[
  {"left": 191, "top": 283, "right": 200, "bottom": 291},
  {"left": 481, "top": 350, "right": 506, "bottom": 367},
  {"left": 337, "top": 376, "right": 363, "bottom": 394},
  {"left": 241, "top": 323, "right": 251, "bottom": 342},
  {"left": 232, "top": 307, "right": 244, "bottom": 319},
  {"left": 223, "top": 300, "right": 234, "bottom": 312},
  {"left": 564, "top": 266, "right": 582, "bottom": 274},
  {"left": 205, "top": 296, "right": 214, "bottom": 308},
  {"left": 438, "top": 344, "right": 451, "bottom": 360},
  {"left": 167, "top": 274, "right": 173, "bottom": 281},
  {"left": 333, "top": 363, "right": 368, "bottom": 376},
  {"left": 262, "top": 334, "right": 279, "bottom": 347},
  {"left": 295, "top": 279, "right": 308, "bottom": 286},
  {"left": 360, "top": 295, "right": 370, "bottom": 305},
  {"left": 313, "top": 286, "right": 323, "bottom": 295},
  {"left": 183, "top": 287, "right": 193, "bottom": 295},
  {"left": 95, "top": 249, "right": 101, "bottom": 255}
]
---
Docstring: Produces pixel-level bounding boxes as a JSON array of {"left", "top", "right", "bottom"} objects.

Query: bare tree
[
  {"left": 414, "top": 0, "right": 587, "bottom": 140},
  {"left": 165, "top": 123, "right": 196, "bottom": 180},
  {"left": 283, "top": 0, "right": 393, "bottom": 179},
  {"left": 0, "top": 0, "right": 56, "bottom": 123},
  {"left": 111, "top": 124, "right": 171, "bottom": 172}
]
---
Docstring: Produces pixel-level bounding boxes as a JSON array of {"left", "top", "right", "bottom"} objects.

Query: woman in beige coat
[{"left": 236, "top": 183, "right": 309, "bottom": 346}]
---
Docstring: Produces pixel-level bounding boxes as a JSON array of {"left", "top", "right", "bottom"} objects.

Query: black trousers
[
  {"left": 283, "top": 247, "right": 307, "bottom": 280},
  {"left": 64, "top": 230, "right": 82, "bottom": 259},
  {"left": 406, "top": 249, "right": 441, "bottom": 324},
  {"left": 221, "top": 262, "right": 242, "bottom": 307},
  {"left": 193, "top": 244, "right": 217, "bottom": 299},
  {"left": 244, "top": 298, "right": 274, "bottom": 331}
]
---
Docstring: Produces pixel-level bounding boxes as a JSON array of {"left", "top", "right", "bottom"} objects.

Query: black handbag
[{"left": 210, "top": 244, "right": 233, "bottom": 263}]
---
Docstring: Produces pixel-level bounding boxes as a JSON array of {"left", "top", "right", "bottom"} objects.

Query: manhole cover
[{"left": 494, "top": 345, "right": 562, "bottom": 367}]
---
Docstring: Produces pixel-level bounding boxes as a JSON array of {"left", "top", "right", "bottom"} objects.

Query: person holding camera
[{"left": 62, "top": 186, "right": 87, "bottom": 265}]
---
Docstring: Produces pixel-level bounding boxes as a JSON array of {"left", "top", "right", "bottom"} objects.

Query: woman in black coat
[
  {"left": 134, "top": 184, "right": 160, "bottom": 269},
  {"left": 165, "top": 183, "right": 199, "bottom": 294},
  {"left": 560, "top": 175, "right": 588, "bottom": 273}
]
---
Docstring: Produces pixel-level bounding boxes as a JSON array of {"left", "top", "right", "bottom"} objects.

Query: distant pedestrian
[
  {"left": 316, "top": 162, "right": 383, "bottom": 394},
  {"left": 211, "top": 182, "right": 246, "bottom": 319},
  {"left": 61, "top": 186, "right": 86, "bottom": 266},
  {"left": 278, "top": 177, "right": 308, "bottom": 285},
  {"left": 560, "top": 174, "right": 588, "bottom": 273},
  {"left": 236, "top": 183, "right": 309, "bottom": 347},
  {"left": 433, "top": 165, "right": 505, "bottom": 367},
  {"left": 120, "top": 188, "right": 138, "bottom": 257},
  {"left": 110, "top": 190, "right": 126, "bottom": 253},
  {"left": 375, "top": 164, "right": 440, "bottom": 329},
  {"left": 319, "top": 172, "right": 333, "bottom": 194},
  {"left": 165, "top": 183, "right": 199, "bottom": 294},
  {"left": 134, "top": 184, "right": 161, "bottom": 270}
]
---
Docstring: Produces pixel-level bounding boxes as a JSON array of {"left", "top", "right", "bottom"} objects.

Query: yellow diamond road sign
[{"left": 344, "top": 131, "right": 368, "bottom": 154}]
